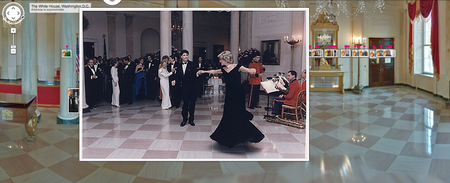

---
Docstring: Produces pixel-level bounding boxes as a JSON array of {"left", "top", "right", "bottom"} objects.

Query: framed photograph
[
  {"left": 340, "top": 49, "right": 351, "bottom": 57},
  {"left": 358, "top": 49, "right": 369, "bottom": 57},
  {"left": 324, "top": 49, "right": 338, "bottom": 58},
  {"left": 261, "top": 40, "right": 280, "bottom": 65},
  {"left": 369, "top": 50, "right": 377, "bottom": 59},
  {"left": 310, "top": 49, "right": 323, "bottom": 58},
  {"left": 68, "top": 88, "right": 79, "bottom": 114},
  {"left": 376, "top": 49, "right": 384, "bottom": 57},
  {"left": 351, "top": 49, "right": 359, "bottom": 57}
]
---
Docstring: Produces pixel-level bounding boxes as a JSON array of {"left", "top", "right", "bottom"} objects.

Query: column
[
  {"left": 160, "top": 11, "right": 172, "bottom": 59},
  {"left": 182, "top": 11, "right": 194, "bottom": 60},
  {"left": 239, "top": 12, "right": 253, "bottom": 51},
  {"left": 22, "top": 0, "right": 39, "bottom": 118},
  {"left": 125, "top": 14, "right": 134, "bottom": 57},
  {"left": 230, "top": 11, "right": 239, "bottom": 63},
  {"left": 57, "top": 7, "right": 78, "bottom": 124},
  {"left": 47, "top": 14, "right": 56, "bottom": 82},
  {"left": 292, "top": 11, "right": 303, "bottom": 72},
  {"left": 107, "top": 12, "right": 117, "bottom": 58}
]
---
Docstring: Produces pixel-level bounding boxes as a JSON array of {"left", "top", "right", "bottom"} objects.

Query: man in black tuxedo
[
  {"left": 179, "top": 50, "right": 198, "bottom": 127},
  {"left": 145, "top": 55, "right": 160, "bottom": 100},
  {"left": 85, "top": 58, "right": 99, "bottom": 109},
  {"left": 120, "top": 57, "right": 135, "bottom": 105},
  {"left": 168, "top": 55, "right": 181, "bottom": 108}
]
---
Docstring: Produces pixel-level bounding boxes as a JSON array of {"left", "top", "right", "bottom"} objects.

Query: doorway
[
  {"left": 368, "top": 38, "right": 394, "bottom": 87},
  {"left": 83, "top": 42, "right": 95, "bottom": 60}
]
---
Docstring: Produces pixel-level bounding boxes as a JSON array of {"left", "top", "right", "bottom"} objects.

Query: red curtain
[
  {"left": 408, "top": 22, "right": 413, "bottom": 75},
  {"left": 407, "top": 0, "right": 439, "bottom": 80},
  {"left": 430, "top": 0, "right": 439, "bottom": 81}
]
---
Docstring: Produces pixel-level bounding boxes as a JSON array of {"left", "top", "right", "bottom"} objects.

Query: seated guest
[{"left": 272, "top": 70, "right": 302, "bottom": 116}]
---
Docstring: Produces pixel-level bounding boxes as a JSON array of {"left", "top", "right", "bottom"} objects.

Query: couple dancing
[{"left": 193, "top": 50, "right": 265, "bottom": 148}]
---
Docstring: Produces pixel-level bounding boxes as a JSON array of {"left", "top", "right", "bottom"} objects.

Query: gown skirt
[{"left": 210, "top": 64, "right": 265, "bottom": 148}]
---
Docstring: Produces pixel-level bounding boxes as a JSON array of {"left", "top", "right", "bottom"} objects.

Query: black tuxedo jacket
[
  {"left": 167, "top": 62, "right": 181, "bottom": 84},
  {"left": 85, "top": 65, "right": 99, "bottom": 85},
  {"left": 146, "top": 60, "right": 160, "bottom": 78},
  {"left": 178, "top": 61, "right": 198, "bottom": 93},
  {"left": 121, "top": 63, "right": 135, "bottom": 83}
]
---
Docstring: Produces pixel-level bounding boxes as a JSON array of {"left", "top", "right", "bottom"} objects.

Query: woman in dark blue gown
[{"left": 198, "top": 51, "right": 265, "bottom": 148}]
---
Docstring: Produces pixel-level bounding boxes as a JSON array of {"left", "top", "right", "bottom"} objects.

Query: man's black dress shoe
[
  {"left": 180, "top": 121, "right": 187, "bottom": 127},
  {"left": 188, "top": 121, "right": 195, "bottom": 126},
  {"left": 256, "top": 106, "right": 262, "bottom": 108},
  {"left": 93, "top": 105, "right": 99, "bottom": 108},
  {"left": 249, "top": 106, "right": 254, "bottom": 109}
]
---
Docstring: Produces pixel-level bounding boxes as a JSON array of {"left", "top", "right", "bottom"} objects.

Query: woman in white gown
[
  {"left": 110, "top": 59, "right": 120, "bottom": 107},
  {"left": 158, "top": 56, "right": 175, "bottom": 109}
]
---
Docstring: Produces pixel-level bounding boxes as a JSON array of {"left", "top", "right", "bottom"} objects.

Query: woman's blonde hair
[{"left": 217, "top": 51, "right": 234, "bottom": 64}]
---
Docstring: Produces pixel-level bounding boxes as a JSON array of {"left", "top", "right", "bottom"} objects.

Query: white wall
[{"left": 252, "top": 11, "right": 307, "bottom": 79}]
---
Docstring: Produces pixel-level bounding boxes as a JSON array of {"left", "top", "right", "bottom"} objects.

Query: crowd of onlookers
[{"left": 84, "top": 50, "right": 220, "bottom": 110}]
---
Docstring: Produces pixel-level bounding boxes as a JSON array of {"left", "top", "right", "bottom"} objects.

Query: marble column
[
  {"left": 107, "top": 12, "right": 117, "bottom": 58},
  {"left": 292, "top": 11, "right": 303, "bottom": 72},
  {"left": 47, "top": 14, "right": 56, "bottom": 83},
  {"left": 239, "top": 12, "right": 253, "bottom": 51},
  {"left": 21, "top": 0, "right": 39, "bottom": 119},
  {"left": 57, "top": 9, "right": 78, "bottom": 124},
  {"left": 21, "top": 2, "right": 37, "bottom": 93},
  {"left": 182, "top": 11, "right": 193, "bottom": 60},
  {"left": 160, "top": 11, "right": 172, "bottom": 59},
  {"left": 230, "top": 11, "right": 239, "bottom": 64},
  {"left": 188, "top": 0, "right": 199, "bottom": 7},
  {"left": 125, "top": 14, "right": 134, "bottom": 57}
]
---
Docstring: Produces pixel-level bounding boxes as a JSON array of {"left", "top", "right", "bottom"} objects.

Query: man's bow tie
[{"left": 182, "top": 62, "right": 187, "bottom": 65}]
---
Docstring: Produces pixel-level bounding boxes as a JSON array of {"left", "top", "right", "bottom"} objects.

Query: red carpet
[{"left": 0, "top": 83, "right": 60, "bottom": 107}]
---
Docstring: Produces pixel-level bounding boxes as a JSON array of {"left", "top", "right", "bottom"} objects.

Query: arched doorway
[{"left": 140, "top": 28, "right": 160, "bottom": 56}]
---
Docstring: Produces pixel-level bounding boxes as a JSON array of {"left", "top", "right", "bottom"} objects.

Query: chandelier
[
  {"left": 171, "top": 12, "right": 182, "bottom": 42},
  {"left": 317, "top": 29, "right": 331, "bottom": 46},
  {"left": 276, "top": 0, "right": 385, "bottom": 21}
]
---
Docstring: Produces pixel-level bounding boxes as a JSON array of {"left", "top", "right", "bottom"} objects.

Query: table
[
  {"left": 0, "top": 93, "right": 38, "bottom": 141},
  {"left": 208, "top": 78, "right": 223, "bottom": 95},
  {"left": 309, "top": 70, "right": 344, "bottom": 94}
]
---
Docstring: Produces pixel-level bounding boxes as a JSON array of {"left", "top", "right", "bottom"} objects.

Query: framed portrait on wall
[{"left": 261, "top": 40, "right": 280, "bottom": 65}]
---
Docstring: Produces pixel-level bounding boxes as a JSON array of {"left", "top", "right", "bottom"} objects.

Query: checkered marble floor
[
  {"left": 1, "top": 86, "right": 449, "bottom": 182},
  {"left": 81, "top": 94, "right": 306, "bottom": 160}
]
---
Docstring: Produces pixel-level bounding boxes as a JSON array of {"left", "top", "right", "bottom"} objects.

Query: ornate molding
[
  {"left": 311, "top": 13, "right": 338, "bottom": 27},
  {"left": 260, "top": 12, "right": 284, "bottom": 24},
  {"left": 371, "top": 17, "right": 392, "bottom": 26}
]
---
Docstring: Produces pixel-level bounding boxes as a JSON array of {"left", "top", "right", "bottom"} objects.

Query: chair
[
  {"left": 281, "top": 91, "right": 306, "bottom": 122},
  {"left": 204, "top": 84, "right": 213, "bottom": 94},
  {"left": 219, "top": 83, "right": 226, "bottom": 94},
  {"left": 54, "top": 67, "right": 61, "bottom": 84}
]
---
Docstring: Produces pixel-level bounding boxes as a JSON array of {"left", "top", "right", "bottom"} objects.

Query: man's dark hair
[
  {"left": 170, "top": 55, "right": 177, "bottom": 60},
  {"left": 181, "top": 50, "right": 189, "bottom": 55},
  {"left": 288, "top": 70, "right": 297, "bottom": 78},
  {"left": 123, "top": 57, "right": 129, "bottom": 62}
]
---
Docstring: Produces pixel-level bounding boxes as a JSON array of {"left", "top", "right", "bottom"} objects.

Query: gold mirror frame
[{"left": 310, "top": 13, "right": 340, "bottom": 70}]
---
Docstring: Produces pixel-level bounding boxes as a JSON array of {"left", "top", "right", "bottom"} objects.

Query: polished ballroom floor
[
  {"left": 82, "top": 94, "right": 306, "bottom": 160},
  {"left": 0, "top": 86, "right": 449, "bottom": 182}
]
